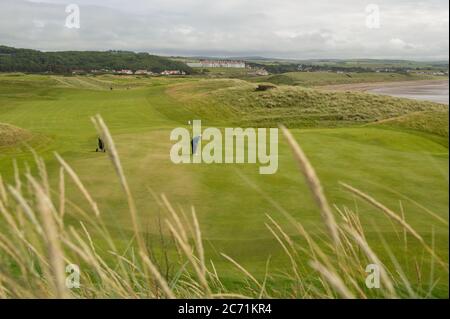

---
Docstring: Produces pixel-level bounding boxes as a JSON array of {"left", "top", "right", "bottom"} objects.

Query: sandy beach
[{"left": 318, "top": 79, "right": 449, "bottom": 104}]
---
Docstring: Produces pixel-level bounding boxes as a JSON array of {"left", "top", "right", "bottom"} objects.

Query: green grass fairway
[{"left": 0, "top": 74, "right": 448, "bottom": 296}]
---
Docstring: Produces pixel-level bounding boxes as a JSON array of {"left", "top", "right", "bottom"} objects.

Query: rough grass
[
  {"left": 0, "top": 123, "right": 33, "bottom": 147},
  {"left": 193, "top": 67, "right": 252, "bottom": 78},
  {"left": 167, "top": 79, "right": 448, "bottom": 128},
  {"left": 250, "top": 72, "right": 442, "bottom": 87},
  {"left": 370, "top": 110, "right": 449, "bottom": 138}
]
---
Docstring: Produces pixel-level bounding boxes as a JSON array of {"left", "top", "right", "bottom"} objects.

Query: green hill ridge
[{"left": 0, "top": 45, "right": 192, "bottom": 74}]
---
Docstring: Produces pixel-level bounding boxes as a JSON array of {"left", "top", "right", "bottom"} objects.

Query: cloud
[
  {"left": 389, "top": 38, "right": 416, "bottom": 50},
  {"left": 0, "top": 0, "right": 448, "bottom": 60}
]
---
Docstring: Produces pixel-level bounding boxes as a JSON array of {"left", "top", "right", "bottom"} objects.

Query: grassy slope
[
  {"left": 370, "top": 111, "right": 449, "bottom": 138},
  {"left": 193, "top": 67, "right": 252, "bottom": 78},
  {"left": 0, "top": 74, "right": 448, "bottom": 294},
  {"left": 166, "top": 79, "right": 448, "bottom": 129},
  {"left": 249, "top": 72, "right": 443, "bottom": 87}
]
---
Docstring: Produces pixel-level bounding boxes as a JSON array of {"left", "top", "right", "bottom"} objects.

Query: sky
[{"left": 0, "top": 0, "right": 448, "bottom": 60}]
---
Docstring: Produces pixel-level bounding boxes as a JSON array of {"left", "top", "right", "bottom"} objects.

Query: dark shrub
[{"left": 255, "top": 84, "right": 277, "bottom": 92}]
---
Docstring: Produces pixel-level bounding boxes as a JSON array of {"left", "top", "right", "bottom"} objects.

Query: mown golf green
[{"left": 0, "top": 73, "right": 448, "bottom": 296}]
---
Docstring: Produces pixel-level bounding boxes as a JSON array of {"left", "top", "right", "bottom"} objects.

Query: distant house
[
  {"left": 376, "top": 68, "right": 396, "bottom": 73},
  {"left": 255, "top": 69, "right": 269, "bottom": 76},
  {"left": 117, "top": 69, "right": 133, "bottom": 75},
  {"left": 135, "top": 70, "right": 154, "bottom": 75},
  {"left": 161, "top": 70, "right": 186, "bottom": 76},
  {"left": 71, "top": 69, "right": 86, "bottom": 75},
  {"left": 249, "top": 69, "right": 269, "bottom": 76}
]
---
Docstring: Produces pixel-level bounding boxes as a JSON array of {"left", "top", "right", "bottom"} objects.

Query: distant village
[
  {"left": 71, "top": 59, "right": 272, "bottom": 77},
  {"left": 295, "top": 64, "right": 448, "bottom": 76},
  {"left": 70, "top": 59, "right": 448, "bottom": 78},
  {"left": 187, "top": 59, "right": 270, "bottom": 76},
  {"left": 71, "top": 69, "right": 187, "bottom": 76}
]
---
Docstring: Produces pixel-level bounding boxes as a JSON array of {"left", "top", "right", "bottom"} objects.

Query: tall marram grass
[{"left": 0, "top": 115, "right": 447, "bottom": 299}]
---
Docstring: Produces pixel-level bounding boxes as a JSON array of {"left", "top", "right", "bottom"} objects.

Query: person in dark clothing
[
  {"left": 96, "top": 137, "right": 106, "bottom": 152},
  {"left": 191, "top": 135, "right": 201, "bottom": 155}
]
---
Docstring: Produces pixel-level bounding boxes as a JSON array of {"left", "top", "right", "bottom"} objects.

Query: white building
[
  {"left": 117, "top": 69, "right": 133, "bottom": 75},
  {"left": 134, "top": 70, "right": 155, "bottom": 75},
  {"left": 187, "top": 60, "right": 246, "bottom": 68},
  {"left": 161, "top": 70, "right": 186, "bottom": 75}
]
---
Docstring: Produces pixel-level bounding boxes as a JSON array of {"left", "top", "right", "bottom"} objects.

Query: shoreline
[
  {"left": 317, "top": 79, "right": 449, "bottom": 104},
  {"left": 316, "top": 79, "right": 449, "bottom": 92}
]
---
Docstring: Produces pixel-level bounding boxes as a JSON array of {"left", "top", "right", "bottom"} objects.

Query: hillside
[
  {"left": 370, "top": 110, "right": 449, "bottom": 138},
  {"left": 166, "top": 79, "right": 448, "bottom": 129},
  {"left": 0, "top": 45, "right": 192, "bottom": 74},
  {"left": 249, "top": 71, "right": 443, "bottom": 87}
]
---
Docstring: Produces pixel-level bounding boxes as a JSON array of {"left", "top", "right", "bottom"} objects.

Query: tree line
[{"left": 0, "top": 46, "right": 192, "bottom": 74}]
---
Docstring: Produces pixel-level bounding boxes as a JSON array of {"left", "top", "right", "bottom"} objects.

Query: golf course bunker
[
  {"left": 368, "top": 80, "right": 449, "bottom": 104},
  {"left": 0, "top": 123, "right": 33, "bottom": 147}
]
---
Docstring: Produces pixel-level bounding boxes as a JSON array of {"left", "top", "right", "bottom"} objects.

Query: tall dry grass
[{"left": 0, "top": 116, "right": 447, "bottom": 299}]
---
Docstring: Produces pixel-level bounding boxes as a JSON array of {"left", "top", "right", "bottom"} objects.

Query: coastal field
[{"left": 0, "top": 72, "right": 448, "bottom": 298}]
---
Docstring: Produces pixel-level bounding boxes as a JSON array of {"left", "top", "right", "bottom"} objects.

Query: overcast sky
[{"left": 0, "top": 0, "right": 448, "bottom": 60}]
